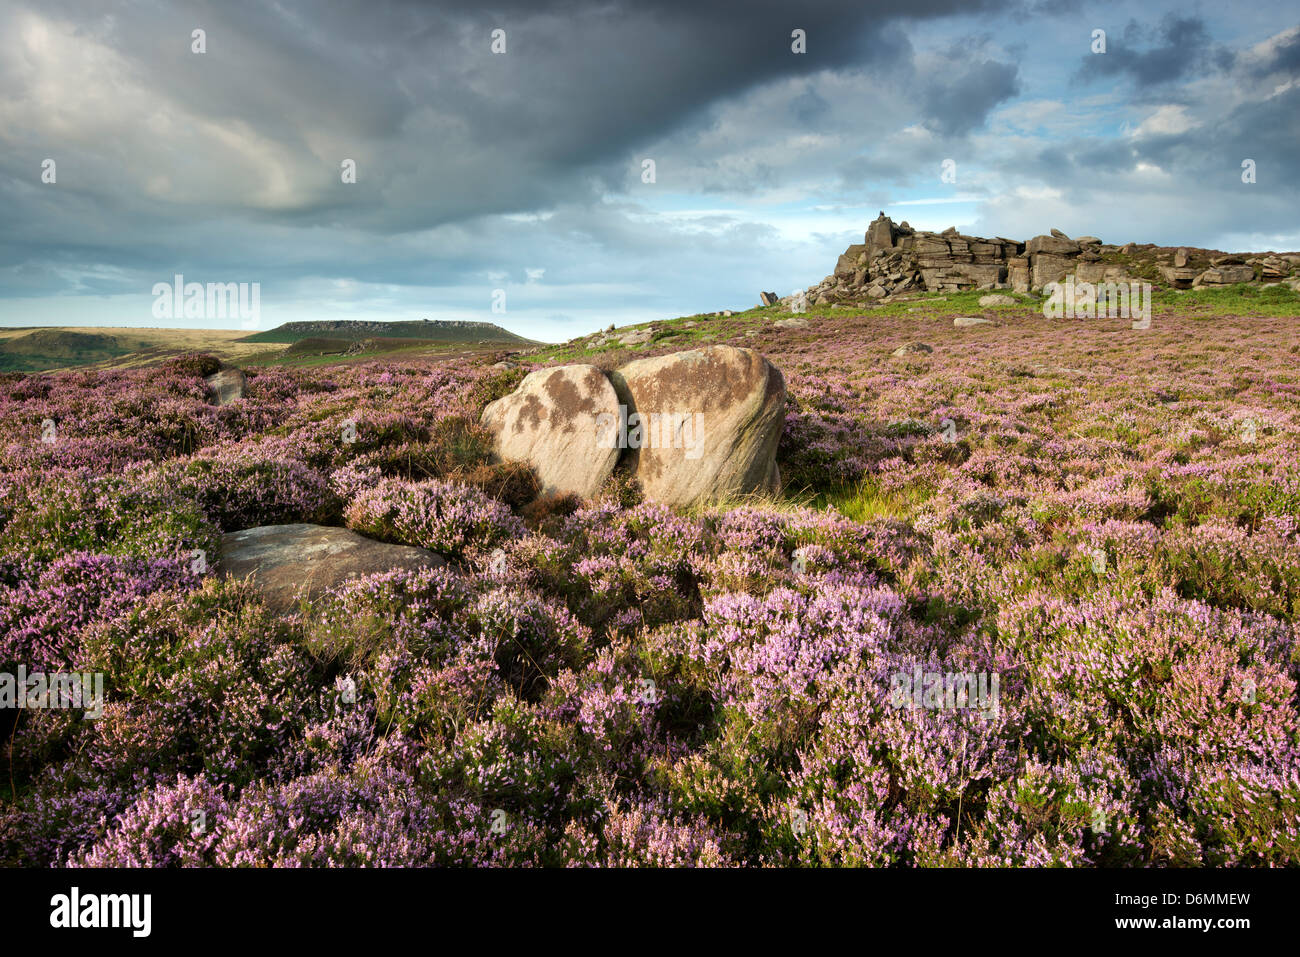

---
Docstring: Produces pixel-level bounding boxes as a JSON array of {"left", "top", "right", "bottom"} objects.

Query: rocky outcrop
[
  {"left": 788, "top": 212, "right": 1295, "bottom": 306},
  {"left": 205, "top": 367, "right": 247, "bottom": 405},
  {"left": 607, "top": 346, "right": 785, "bottom": 508},
  {"left": 218, "top": 524, "right": 446, "bottom": 614},
  {"left": 480, "top": 364, "right": 622, "bottom": 498}
]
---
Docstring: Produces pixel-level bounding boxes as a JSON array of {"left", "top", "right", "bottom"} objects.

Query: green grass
[
  {"left": 806, "top": 477, "right": 935, "bottom": 522},
  {"left": 1154, "top": 282, "right": 1300, "bottom": 317}
]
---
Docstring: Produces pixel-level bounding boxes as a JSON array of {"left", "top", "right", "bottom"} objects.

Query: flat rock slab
[
  {"left": 481, "top": 364, "right": 621, "bottom": 498},
  {"left": 218, "top": 523, "right": 446, "bottom": 614},
  {"left": 608, "top": 345, "right": 785, "bottom": 509},
  {"left": 954, "top": 317, "right": 995, "bottom": 327},
  {"left": 205, "top": 368, "right": 247, "bottom": 405}
]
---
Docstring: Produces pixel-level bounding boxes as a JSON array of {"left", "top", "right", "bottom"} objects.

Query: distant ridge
[{"left": 239, "top": 319, "right": 537, "bottom": 345}]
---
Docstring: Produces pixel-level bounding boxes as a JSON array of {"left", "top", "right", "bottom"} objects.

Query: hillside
[
  {"left": 240, "top": 319, "right": 537, "bottom": 346},
  {"left": 0, "top": 329, "right": 132, "bottom": 372}
]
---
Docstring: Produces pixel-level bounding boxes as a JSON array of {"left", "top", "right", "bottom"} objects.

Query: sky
[{"left": 1, "top": 0, "right": 1297, "bottom": 342}]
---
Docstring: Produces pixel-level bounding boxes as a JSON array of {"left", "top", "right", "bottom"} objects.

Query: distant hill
[
  {"left": 240, "top": 319, "right": 536, "bottom": 346},
  {"left": 0, "top": 329, "right": 132, "bottom": 372}
]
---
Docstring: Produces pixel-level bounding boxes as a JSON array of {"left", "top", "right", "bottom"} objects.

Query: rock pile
[{"left": 785, "top": 212, "right": 1296, "bottom": 305}]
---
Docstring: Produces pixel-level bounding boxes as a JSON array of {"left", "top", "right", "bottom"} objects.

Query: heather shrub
[
  {"left": 344, "top": 476, "right": 523, "bottom": 558},
  {"left": 0, "top": 469, "right": 219, "bottom": 569},
  {"left": 160, "top": 353, "right": 222, "bottom": 379},
  {"left": 137, "top": 450, "right": 340, "bottom": 530}
]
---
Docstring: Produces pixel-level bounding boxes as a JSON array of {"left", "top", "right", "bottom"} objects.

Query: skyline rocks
[{"left": 781, "top": 212, "right": 1299, "bottom": 308}]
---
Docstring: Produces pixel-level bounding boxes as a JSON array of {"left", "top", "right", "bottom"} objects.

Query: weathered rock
[
  {"left": 218, "top": 524, "right": 446, "bottom": 614},
  {"left": 1174, "top": 248, "right": 1190, "bottom": 268},
  {"left": 1031, "top": 253, "right": 1076, "bottom": 289},
  {"left": 953, "top": 317, "right": 995, "bottom": 327},
  {"left": 481, "top": 364, "right": 621, "bottom": 498},
  {"left": 774, "top": 318, "right": 809, "bottom": 329},
  {"left": 1159, "top": 265, "right": 1199, "bottom": 288},
  {"left": 1196, "top": 264, "right": 1255, "bottom": 285},
  {"left": 759, "top": 291, "right": 780, "bottom": 306},
  {"left": 892, "top": 342, "right": 933, "bottom": 356},
  {"left": 607, "top": 346, "right": 785, "bottom": 508},
  {"left": 834, "top": 246, "right": 868, "bottom": 278},
  {"left": 1027, "top": 234, "right": 1081, "bottom": 256},
  {"left": 978, "top": 293, "right": 1016, "bottom": 306},
  {"left": 618, "top": 328, "right": 656, "bottom": 346},
  {"left": 205, "top": 368, "right": 246, "bottom": 405}
]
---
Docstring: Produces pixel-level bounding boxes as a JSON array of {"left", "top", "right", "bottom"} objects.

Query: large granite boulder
[
  {"left": 607, "top": 345, "right": 785, "bottom": 508},
  {"left": 218, "top": 523, "right": 446, "bottom": 613},
  {"left": 480, "top": 364, "right": 621, "bottom": 498}
]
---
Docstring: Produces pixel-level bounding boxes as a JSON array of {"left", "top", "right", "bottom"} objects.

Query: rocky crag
[{"left": 784, "top": 212, "right": 1300, "bottom": 307}]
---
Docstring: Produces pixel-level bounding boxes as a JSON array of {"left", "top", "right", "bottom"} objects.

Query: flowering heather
[{"left": 2, "top": 307, "right": 1300, "bottom": 867}]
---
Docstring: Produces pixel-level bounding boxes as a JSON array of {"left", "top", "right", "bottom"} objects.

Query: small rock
[
  {"left": 978, "top": 294, "right": 1016, "bottom": 306},
  {"left": 953, "top": 317, "right": 995, "bottom": 327},
  {"left": 892, "top": 342, "right": 933, "bottom": 356},
  {"left": 205, "top": 367, "right": 246, "bottom": 406},
  {"left": 618, "top": 328, "right": 655, "bottom": 346},
  {"left": 774, "top": 318, "right": 809, "bottom": 329}
]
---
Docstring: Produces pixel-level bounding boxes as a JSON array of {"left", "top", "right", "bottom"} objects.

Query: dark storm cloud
[
  {"left": 1076, "top": 15, "right": 1224, "bottom": 88},
  {"left": 0, "top": 0, "right": 1008, "bottom": 299},
  {"left": 920, "top": 56, "right": 1021, "bottom": 136}
]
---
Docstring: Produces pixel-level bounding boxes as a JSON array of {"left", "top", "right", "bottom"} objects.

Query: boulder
[
  {"left": 759, "top": 291, "right": 780, "bottom": 306},
  {"left": 481, "top": 364, "right": 621, "bottom": 498},
  {"left": 607, "top": 345, "right": 785, "bottom": 508},
  {"left": 1174, "top": 248, "right": 1190, "bottom": 268},
  {"left": 618, "top": 328, "right": 656, "bottom": 346},
  {"left": 774, "top": 318, "right": 809, "bottom": 329},
  {"left": 1027, "top": 235, "right": 1081, "bottom": 256},
  {"left": 205, "top": 368, "right": 246, "bottom": 405},
  {"left": 218, "top": 524, "right": 446, "bottom": 614},
  {"left": 1160, "top": 265, "right": 1199, "bottom": 288},
  {"left": 892, "top": 342, "right": 933, "bottom": 356},
  {"left": 953, "top": 317, "right": 995, "bottom": 327},
  {"left": 1196, "top": 264, "right": 1255, "bottom": 285},
  {"left": 978, "top": 293, "right": 1016, "bottom": 306},
  {"left": 1031, "top": 253, "right": 1076, "bottom": 289}
]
